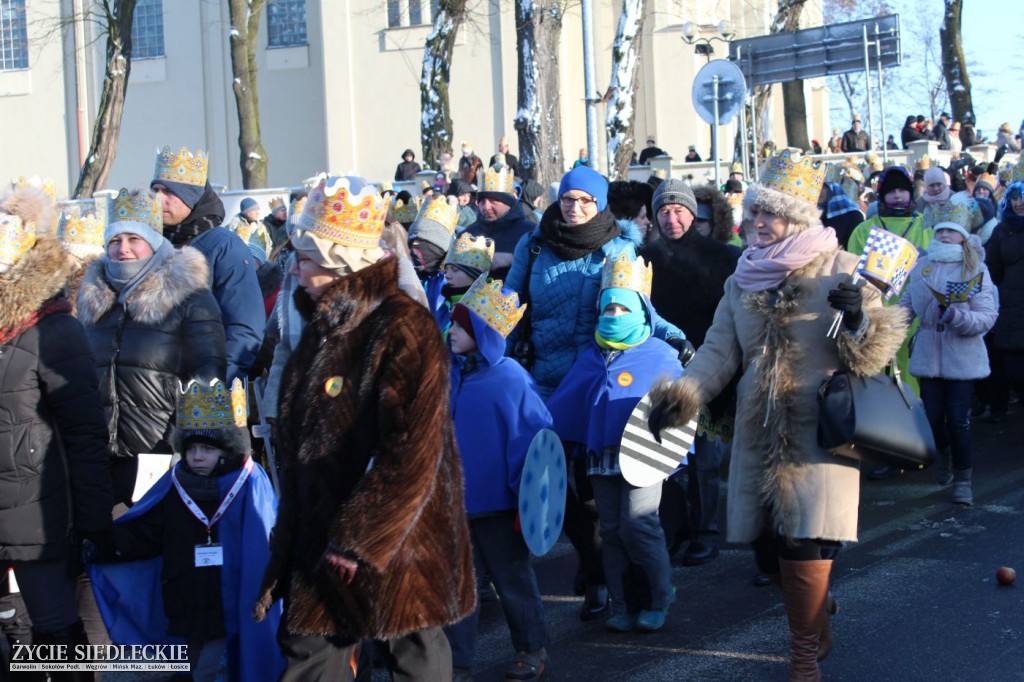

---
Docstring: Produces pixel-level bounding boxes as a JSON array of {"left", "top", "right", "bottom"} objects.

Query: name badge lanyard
[{"left": 172, "top": 457, "right": 254, "bottom": 544}]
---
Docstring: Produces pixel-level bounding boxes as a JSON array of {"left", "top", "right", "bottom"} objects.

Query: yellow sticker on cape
[
  {"left": 922, "top": 265, "right": 931, "bottom": 277},
  {"left": 324, "top": 376, "right": 344, "bottom": 397},
  {"left": 617, "top": 372, "right": 634, "bottom": 387}
]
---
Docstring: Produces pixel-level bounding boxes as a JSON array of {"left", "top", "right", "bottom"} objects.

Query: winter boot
[
  {"left": 951, "top": 468, "right": 973, "bottom": 506},
  {"left": 817, "top": 593, "right": 838, "bottom": 662},
  {"left": 779, "top": 559, "right": 832, "bottom": 682},
  {"left": 32, "top": 619, "right": 91, "bottom": 681},
  {"left": 934, "top": 447, "right": 954, "bottom": 486}
]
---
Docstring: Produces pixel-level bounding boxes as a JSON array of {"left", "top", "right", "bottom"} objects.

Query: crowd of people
[{"left": 0, "top": 128, "right": 1021, "bottom": 682}]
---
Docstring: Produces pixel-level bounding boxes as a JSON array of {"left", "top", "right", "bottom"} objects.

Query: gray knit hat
[{"left": 651, "top": 179, "right": 697, "bottom": 217}]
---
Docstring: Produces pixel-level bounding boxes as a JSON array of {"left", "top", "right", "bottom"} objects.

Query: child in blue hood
[
  {"left": 546, "top": 254, "right": 681, "bottom": 633},
  {"left": 444, "top": 276, "right": 552, "bottom": 682}
]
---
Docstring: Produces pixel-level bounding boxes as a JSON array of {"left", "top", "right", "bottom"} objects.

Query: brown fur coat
[
  {"left": 651, "top": 248, "right": 908, "bottom": 543},
  {"left": 256, "top": 256, "right": 476, "bottom": 639}
]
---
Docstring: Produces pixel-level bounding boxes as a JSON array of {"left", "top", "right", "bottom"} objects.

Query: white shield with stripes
[{"left": 620, "top": 393, "right": 697, "bottom": 488}]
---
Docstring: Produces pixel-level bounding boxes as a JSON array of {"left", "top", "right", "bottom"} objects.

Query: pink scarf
[
  {"left": 920, "top": 186, "right": 951, "bottom": 204},
  {"left": 734, "top": 226, "right": 839, "bottom": 292}
]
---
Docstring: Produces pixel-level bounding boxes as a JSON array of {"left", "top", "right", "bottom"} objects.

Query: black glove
[
  {"left": 666, "top": 337, "right": 697, "bottom": 367},
  {"left": 647, "top": 399, "right": 670, "bottom": 444},
  {"left": 827, "top": 280, "right": 866, "bottom": 330},
  {"left": 81, "top": 530, "right": 116, "bottom": 563}
]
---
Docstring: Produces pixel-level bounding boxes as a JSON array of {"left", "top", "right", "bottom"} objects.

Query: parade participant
[
  {"left": 899, "top": 205, "right": 996, "bottom": 504},
  {"left": 648, "top": 149, "right": 908, "bottom": 681},
  {"left": 817, "top": 182, "right": 864, "bottom": 250},
  {"left": 263, "top": 198, "right": 289, "bottom": 251},
  {"left": 841, "top": 116, "right": 869, "bottom": 152},
  {"left": 573, "top": 148, "right": 591, "bottom": 169},
  {"left": 226, "top": 197, "right": 273, "bottom": 257},
  {"left": 0, "top": 184, "right": 113, "bottom": 667},
  {"left": 971, "top": 173, "right": 1000, "bottom": 244},
  {"left": 693, "top": 183, "right": 742, "bottom": 246},
  {"left": 919, "top": 167, "right": 984, "bottom": 235},
  {"left": 56, "top": 209, "right": 106, "bottom": 316},
  {"left": 86, "top": 379, "right": 282, "bottom": 681},
  {"left": 466, "top": 166, "right": 533, "bottom": 279},
  {"left": 458, "top": 142, "right": 483, "bottom": 185},
  {"left": 439, "top": 233, "right": 494, "bottom": 339},
  {"left": 150, "top": 146, "right": 263, "bottom": 381},
  {"left": 901, "top": 115, "right": 927, "bottom": 149},
  {"left": 547, "top": 254, "right": 679, "bottom": 632},
  {"left": 78, "top": 189, "right": 226, "bottom": 506},
  {"left": 254, "top": 176, "right": 475, "bottom": 680},
  {"left": 444, "top": 276, "right": 551, "bottom": 682},
  {"left": 446, "top": 179, "right": 478, "bottom": 229},
  {"left": 394, "top": 148, "right": 422, "bottom": 182},
  {"left": 409, "top": 194, "right": 460, "bottom": 327},
  {"left": 933, "top": 113, "right": 953, "bottom": 151}
]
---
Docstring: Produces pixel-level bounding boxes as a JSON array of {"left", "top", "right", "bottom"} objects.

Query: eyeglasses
[{"left": 559, "top": 195, "right": 596, "bottom": 208}]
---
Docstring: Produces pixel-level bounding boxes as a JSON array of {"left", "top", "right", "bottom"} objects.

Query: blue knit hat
[
  {"left": 559, "top": 166, "right": 608, "bottom": 211},
  {"left": 240, "top": 197, "right": 258, "bottom": 212}
]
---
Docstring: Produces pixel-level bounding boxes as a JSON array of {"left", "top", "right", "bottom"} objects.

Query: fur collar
[
  {"left": 76, "top": 246, "right": 211, "bottom": 327},
  {"left": 0, "top": 238, "right": 71, "bottom": 329}
]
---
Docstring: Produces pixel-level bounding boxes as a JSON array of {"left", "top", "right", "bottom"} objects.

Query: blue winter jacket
[{"left": 504, "top": 217, "right": 684, "bottom": 396}]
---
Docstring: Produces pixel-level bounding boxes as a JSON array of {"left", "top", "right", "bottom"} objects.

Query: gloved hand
[
  {"left": 667, "top": 336, "right": 697, "bottom": 367},
  {"left": 938, "top": 305, "right": 955, "bottom": 325},
  {"left": 81, "top": 530, "right": 116, "bottom": 563},
  {"left": 827, "top": 280, "right": 866, "bottom": 330}
]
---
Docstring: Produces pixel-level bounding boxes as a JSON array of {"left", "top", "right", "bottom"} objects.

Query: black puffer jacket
[
  {"left": 0, "top": 238, "right": 113, "bottom": 562},
  {"left": 77, "top": 247, "right": 226, "bottom": 459},
  {"left": 986, "top": 215, "right": 1024, "bottom": 350}
]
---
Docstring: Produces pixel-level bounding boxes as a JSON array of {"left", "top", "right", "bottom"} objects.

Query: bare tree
[
  {"left": 939, "top": 0, "right": 974, "bottom": 125},
  {"left": 420, "top": 0, "right": 469, "bottom": 170},
  {"left": 73, "top": 0, "right": 137, "bottom": 199},
  {"left": 752, "top": 0, "right": 807, "bottom": 150},
  {"left": 227, "top": 0, "right": 269, "bottom": 188},
  {"left": 514, "top": 0, "right": 567, "bottom": 185},
  {"left": 604, "top": 0, "right": 646, "bottom": 180}
]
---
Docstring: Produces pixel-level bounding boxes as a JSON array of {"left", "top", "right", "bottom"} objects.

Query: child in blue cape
[
  {"left": 85, "top": 379, "right": 283, "bottom": 682},
  {"left": 438, "top": 233, "right": 495, "bottom": 339},
  {"left": 546, "top": 253, "right": 682, "bottom": 633},
  {"left": 443, "top": 276, "right": 552, "bottom": 682}
]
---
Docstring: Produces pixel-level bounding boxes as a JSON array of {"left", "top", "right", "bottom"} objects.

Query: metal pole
[
  {"left": 750, "top": 93, "right": 759, "bottom": 182},
  {"left": 875, "top": 28, "right": 888, "bottom": 165},
  {"left": 581, "top": 0, "right": 600, "bottom": 171},
  {"left": 712, "top": 75, "right": 721, "bottom": 188},
  {"left": 862, "top": 26, "right": 875, "bottom": 154},
  {"left": 739, "top": 95, "right": 750, "bottom": 181}
]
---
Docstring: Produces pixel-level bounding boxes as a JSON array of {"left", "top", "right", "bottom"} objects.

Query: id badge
[{"left": 195, "top": 544, "right": 224, "bottom": 567}]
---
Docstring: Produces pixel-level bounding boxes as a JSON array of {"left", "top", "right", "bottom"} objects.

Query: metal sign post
[
  {"left": 862, "top": 26, "right": 875, "bottom": 153},
  {"left": 693, "top": 60, "right": 747, "bottom": 187},
  {"left": 875, "top": 26, "right": 889, "bottom": 163}
]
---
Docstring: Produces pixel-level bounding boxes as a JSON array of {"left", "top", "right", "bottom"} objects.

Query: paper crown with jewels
[
  {"left": 391, "top": 196, "right": 421, "bottom": 225},
  {"left": 413, "top": 194, "right": 460, "bottom": 235},
  {"left": 0, "top": 214, "right": 37, "bottom": 267},
  {"left": 482, "top": 166, "right": 515, "bottom": 194},
  {"left": 601, "top": 252, "right": 654, "bottom": 299},
  {"left": 11, "top": 176, "right": 57, "bottom": 204},
  {"left": 57, "top": 210, "right": 105, "bottom": 256},
  {"left": 459, "top": 274, "right": 527, "bottom": 339},
  {"left": 444, "top": 233, "right": 494, "bottom": 273},
  {"left": 176, "top": 378, "right": 249, "bottom": 431},
  {"left": 111, "top": 189, "right": 163, "bottom": 232},
  {"left": 269, "top": 197, "right": 285, "bottom": 211},
  {"left": 930, "top": 200, "right": 972, "bottom": 233},
  {"left": 153, "top": 146, "right": 209, "bottom": 187},
  {"left": 1013, "top": 155, "right": 1024, "bottom": 184},
  {"left": 760, "top": 149, "right": 827, "bottom": 204},
  {"left": 298, "top": 175, "right": 388, "bottom": 249}
]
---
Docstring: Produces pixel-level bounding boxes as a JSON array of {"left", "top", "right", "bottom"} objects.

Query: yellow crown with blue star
[
  {"left": 601, "top": 253, "right": 653, "bottom": 298},
  {"left": 0, "top": 214, "right": 37, "bottom": 268},
  {"left": 154, "top": 146, "right": 209, "bottom": 187},
  {"left": 176, "top": 378, "right": 249, "bottom": 431},
  {"left": 298, "top": 175, "right": 388, "bottom": 249},
  {"left": 459, "top": 274, "right": 526, "bottom": 339},
  {"left": 111, "top": 189, "right": 162, "bottom": 232},
  {"left": 391, "top": 196, "right": 421, "bottom": 225},
  {"left": 444, "top": 233, "right": 494, "bottom": 274},
  {"left": 930, "top": 200, "right": 972, "bottom": 232},
  {"left": 414, "top": 195, "right": 460, "bottom": 235},
  {"left": 57, "top": 211, "right": 105, "bottom": 255},
  {"left": 483, "top": 166, "right": 515, "bottom": 194},
  {"left": 760, "top": 149, "right": 827, "bottom": 205}
]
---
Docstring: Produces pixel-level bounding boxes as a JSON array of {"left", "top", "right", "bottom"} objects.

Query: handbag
[{"left": 817, "top": 362, "right": 937, "bottom": 468}]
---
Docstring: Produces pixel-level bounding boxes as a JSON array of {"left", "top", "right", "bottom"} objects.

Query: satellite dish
[{"left": 692, "top": 60, "right": 748, "bottom": 126}]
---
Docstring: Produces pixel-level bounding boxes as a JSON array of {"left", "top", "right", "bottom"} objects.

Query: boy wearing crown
[
  {"left": 467, "top": 167, "right": 534, "bottom": 279},
  {"left": 545, "top": 254, "right": 681, "bottom": 633},
  {"left": 444, "top": 276, "right": 552, "bottom": 682},
  {"left": 85, "top": 378, "right": 283, "bottom": 681},
  {"left": 254, "top": 176, "right": 475, "bottom": 680},
  {"left": 438, "top": 233, "right": 494, "bottom": 338},
  {"left": 408, "top": 195, "right": 461, "bottom": 326}
]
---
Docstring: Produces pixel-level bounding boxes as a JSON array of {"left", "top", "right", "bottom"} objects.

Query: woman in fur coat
[
  {"left": 649, "top": 150, "right": 908, "bottom": 681},
  {"left": 77, "top": 189, "right": 226, "bottom": 507}
]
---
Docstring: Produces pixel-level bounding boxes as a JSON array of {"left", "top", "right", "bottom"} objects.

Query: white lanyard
[{"left": 172, "top": 457, "right": 254, "bottom": 543}]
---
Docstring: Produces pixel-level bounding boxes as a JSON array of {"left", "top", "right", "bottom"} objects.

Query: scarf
[
  {"left": 0, "top": 297, "right": 72, "bottom": 345},
  {"left": 920, "top": 186, "right": 951, "bottom": 205},
  {"left": 824, "top": 183, "right": 861, "bottom": 219},
  {"left": 734, "top": 225, "right": 839, "bottom": 292},
  {"left": 539, "top": 204, "right": 619, "bottom": 261},
  {"left": 595, "top": 288, "right": 650, "bottom": 348},
  {"left": 103, "top": 241, "right": 175, "bottom": 303},
  {"left": 927, "top": 241, "right": 964, "bottom": 263}
]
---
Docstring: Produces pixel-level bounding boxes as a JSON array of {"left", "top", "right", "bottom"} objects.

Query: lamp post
[{"left": 682, "top": 21, "right": 736, "bottom": 182}]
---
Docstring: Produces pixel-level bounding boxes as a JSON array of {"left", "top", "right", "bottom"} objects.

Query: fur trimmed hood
[
  {"left": 77, "top": 246, "right": 211, "bottom": 327},
  {"left": 0, "top": 238, "right": 71, "bottom": 329},
  {"left": 692, "top": 184, "right": 737, "bottom": 244},
  {"left": 744, "top": 183, "right": 823, "bottom": 231},
  {"left": 1, "top": 185, "right": 58, "bottom": 238}
]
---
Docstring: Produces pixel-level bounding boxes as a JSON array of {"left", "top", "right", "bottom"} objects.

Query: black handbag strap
[
  {"left": 517, "top": 239, "right": 542, "bottom": 331},
  {"left": 887, "top": 359, "right": 914, "bottom": 409}
]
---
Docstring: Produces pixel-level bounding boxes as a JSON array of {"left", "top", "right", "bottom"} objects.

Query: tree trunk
[
  {"left": 939, "top": 0, "right": 974, "bottom": 125},
  {"left": 514, "top": 0, "right": 567, "bottom": 185},
  {"left": 752, "top": 0, "right": 806, "bottom": 152},
  {"left": 604, "top": 0, "right": 646, "bottom": 180},
  {"left": 782, "top": 81, "right": 810, "bottom": 150},
  {"left": 420, "top": 0, "right": 468, "bottom": 170},
  {"left": 73, "top": 0, "right": 136, "bottom": 199},
  {"left": 228, "top": 0, "right": 268, "bottom": 188}
]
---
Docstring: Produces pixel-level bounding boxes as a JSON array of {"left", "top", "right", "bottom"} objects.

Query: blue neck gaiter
[{"left": 596, "top": 289, "right": 650, "bottom": 347}]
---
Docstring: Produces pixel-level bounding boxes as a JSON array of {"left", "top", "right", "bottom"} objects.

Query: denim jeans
[{"left": 919, "top": 378, "right": 974, "bottom": 470}]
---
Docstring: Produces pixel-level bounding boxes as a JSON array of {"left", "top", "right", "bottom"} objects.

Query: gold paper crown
[
  {"left": 11, "top": 176, "right": 57, "bottom": 204},
  {"left": 0, "top": 214, "right": 37, "bottom": 267},
  {"left": 1013, "top": 155, "right": 1024, "bottom": 184},
  {"left": 176, "top": 378, "right": 249, "bottom": 431},
  {"left": 57, "top": 211, "right": 105, "bottom": 249},
  {"left": 111, "top": 189, "right": 162, "bottom": 232},
  {"left": 154, "top": 146, "right": 209, "bottom": 187},
  {"left": 414, "top": 195, "right": 460, "bottom": 235},
  {"left": 729, "top": 162, "right": 743, "bottom": 175},
  {"left": 444, "top": 233, "right": 494, "bottom": 273},
  {"left": 391, "top": 197, "right": 421, "bottom": 225},
  {"left": 269, "top": 197, "right": 285, "bottom": 210},
  {"left": 760, "top": 149, "right": 827, "bottom": 204},
  {"left": 930, "top": 201, "right": 971, "bottom": 231},
  {"left": 458, "top": 275, "right": 526, "bottom": 339},
  {"left": 299, "top": 176, "right": 388, "bottom": 249},
  {"left": 483, "top": 166, "right": 515, "bottom": 194},
  {"left": 915, "top": 155, "right": 932, "bottom": 171},
  {"left": 600, "top": 252, "right": 654, "bottom": 298}
]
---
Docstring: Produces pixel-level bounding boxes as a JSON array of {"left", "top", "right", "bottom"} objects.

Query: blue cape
[
  {"left": 87, "top": 462, "right": 284, "bottom": 682},
  {"left": 423, "top": 272, "right": 449, "bottom": 330}
]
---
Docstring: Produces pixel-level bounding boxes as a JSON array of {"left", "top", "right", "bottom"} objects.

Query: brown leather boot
[
  {"left": 779, "top": 559, "right": 833, "bottom": 682},
  {"left": 817, "top": 592, "right": 838, "bottom": 662}
]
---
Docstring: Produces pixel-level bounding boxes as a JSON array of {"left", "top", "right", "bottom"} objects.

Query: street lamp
[{"left": 681, "top": 21, "right": 735, "bottom": 61}]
